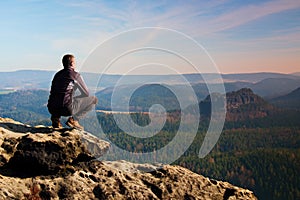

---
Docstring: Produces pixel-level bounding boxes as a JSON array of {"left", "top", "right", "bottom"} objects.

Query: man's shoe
[
  {"left": 53, "top": 122, "right": 63, "bottom": 129},
  {"left": 51, "top": 117, "right": 63, "bottom": 129},
  {"left": 66, "top": 117, "right": 84, "bottom": 130}
]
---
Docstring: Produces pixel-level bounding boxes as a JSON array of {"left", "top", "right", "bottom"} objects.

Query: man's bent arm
[{"left": 74, "top": 74, "right": 89, "bottom": 97}]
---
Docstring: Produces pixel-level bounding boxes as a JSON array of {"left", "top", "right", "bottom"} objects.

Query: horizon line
[{"left": 0, "top": 69, "right": 299, "bottom": 76}]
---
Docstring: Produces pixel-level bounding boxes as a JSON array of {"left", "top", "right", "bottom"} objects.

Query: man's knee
[{"left": 92, "top": 96, "right": 98, "bottom": 104}]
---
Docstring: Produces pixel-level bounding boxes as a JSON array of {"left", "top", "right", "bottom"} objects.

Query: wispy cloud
[
  {"left": 49, "top": 0, "right": 300, "bottom": 73},
  {"left": 208, "top": 0, "right": 300, "bottom": 33},
  {"left": 67, "top": 0, "right": 300, "bottom": 38}
]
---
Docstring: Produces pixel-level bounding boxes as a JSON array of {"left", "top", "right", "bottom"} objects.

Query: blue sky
[{"left": 0, "top": 0, "right": 299, "bottom": 74}]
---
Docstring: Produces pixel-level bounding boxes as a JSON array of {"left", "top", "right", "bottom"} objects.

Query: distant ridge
[
  {"left": 250, "top": 78, "right": 300, "bottom": 99},
  {"left": 271, "top": 87, "right": 300, "bottom": 109},
  {"left": 1, "top": 70, "right": 299, "bottom": 91},
  {"left": 290, "top": 72, "right": 300, "bottom": 76},
  {"left": 221, "top": 72, "right": 300, "bottom": 83}
]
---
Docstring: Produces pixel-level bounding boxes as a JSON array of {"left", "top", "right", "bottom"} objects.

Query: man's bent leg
[
  {"left": 66, "top": 96, "right": 97, "bottom": 129},
  {"left": 71, "top": 96, "right": 98, "bottom": 120}
]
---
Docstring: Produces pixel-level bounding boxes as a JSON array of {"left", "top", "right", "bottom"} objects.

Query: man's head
[{"left": 62, "top": 54, "right": 75, "bottom": 69}]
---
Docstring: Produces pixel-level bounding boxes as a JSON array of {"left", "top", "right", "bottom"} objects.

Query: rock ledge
[{"left": 0, "top": 117, "right": 257, "bottom": 199}]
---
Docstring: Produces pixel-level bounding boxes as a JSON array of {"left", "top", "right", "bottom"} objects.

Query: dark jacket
[{"left": 47, "top": 68, "right": 89, "bottom": 116}]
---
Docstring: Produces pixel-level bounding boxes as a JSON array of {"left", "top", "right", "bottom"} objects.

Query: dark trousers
[{"left": 49, "top": 96, "right": 97, "bottom": 120}]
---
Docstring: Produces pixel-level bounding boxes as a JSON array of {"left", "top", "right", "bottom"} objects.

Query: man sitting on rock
[{"left": 47, "top": 54, "right": 98, "bottom": 130}]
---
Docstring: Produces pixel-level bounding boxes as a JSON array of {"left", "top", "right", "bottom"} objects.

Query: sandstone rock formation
[
  {"left": 0, "top": 117, "right": 257, "bottom": 199},
  {"left": 200, "top": 88, "right": 274, "bottom": 121}
]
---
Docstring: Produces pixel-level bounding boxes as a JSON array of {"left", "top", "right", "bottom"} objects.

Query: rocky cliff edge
[{"left": 0, "top": 117, "right": 257, "bottom": 200}]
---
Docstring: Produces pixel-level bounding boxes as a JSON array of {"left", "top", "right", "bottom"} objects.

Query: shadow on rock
[{"left": 0, "top": 129, "right": 97, "bottom": 178}]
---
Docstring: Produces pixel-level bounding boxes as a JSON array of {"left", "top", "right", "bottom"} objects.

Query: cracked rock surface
[{"left": 0, "top": 117, "right": 257, "bottom": 199}]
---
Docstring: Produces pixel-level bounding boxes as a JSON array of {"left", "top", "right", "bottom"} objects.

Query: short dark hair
[{"left": 62, "top": 54, "right": 74, "bottom": 68}]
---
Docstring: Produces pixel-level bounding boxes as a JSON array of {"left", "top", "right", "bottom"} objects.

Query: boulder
[{"left": 0, "top": 117, "right": 110, "bottom": 176}]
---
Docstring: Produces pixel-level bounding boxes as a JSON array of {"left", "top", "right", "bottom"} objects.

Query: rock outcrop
[
  {"left": 226, "top": 88, "right": 266, "bottom": 109},
  {"left": 0, "top": 117, "right": 257, "bottom": 199},
  {"left": 200, "top": 88, "right": 274, "bottom": 121},
  {"left": 0, "top": 117, "right": 110, "bottom": 177},
  {"left": 225, "top": 88, "right": 274, "bottom": 121}
]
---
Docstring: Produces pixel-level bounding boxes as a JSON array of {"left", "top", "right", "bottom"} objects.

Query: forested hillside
[{"left": 0, "top": 90, "right": 50, "bottom": 124}]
